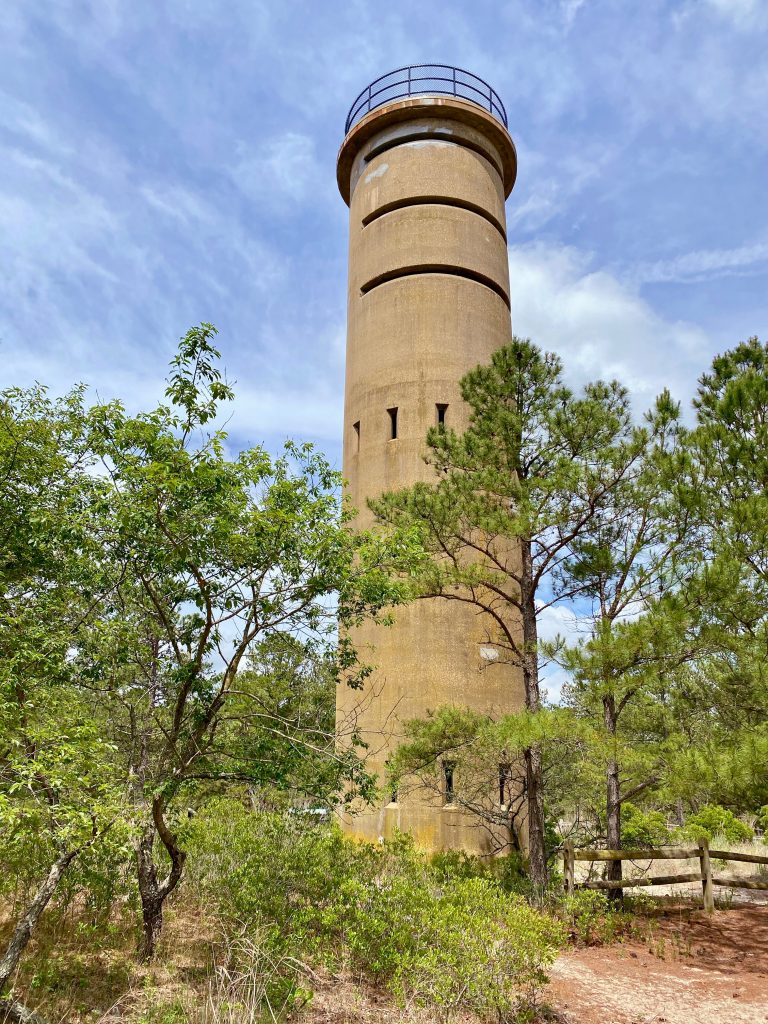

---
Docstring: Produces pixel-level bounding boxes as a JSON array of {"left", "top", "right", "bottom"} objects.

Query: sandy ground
[{"left": 547, "top": 905, "right": 768, "bottom": 1024}]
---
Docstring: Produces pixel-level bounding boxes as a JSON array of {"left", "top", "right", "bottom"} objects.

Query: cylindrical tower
[{"left": 336, "top": 66, "right": 523, "bottom": 854}]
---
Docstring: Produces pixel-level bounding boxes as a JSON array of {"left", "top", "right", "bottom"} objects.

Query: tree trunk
[
  {"left": 0, "top": 997, "right": 50, "bottom": 1023},
  {"left": 0, "top": 849, "right": 77, "bottom": 994},
  {"left": 603, "top": 694, "right": 623, "bottom": 905},
  {"left": 524, "top": 746, "right": 547, "bottom": 888},
  {"left": 131, "top": 666, "right": 187, "bottom": 962},
  {"left": 136, "top": 826, "right": 164, "bottom": 961},
  {"left": 675, "top": 798, "right": 685, "bottom": 826},
  {"left": 135, "top": 798, "right": 187, "bottom": 961},
  {"left": 520, "top": 539, "right": 547, "bottom": 889}
]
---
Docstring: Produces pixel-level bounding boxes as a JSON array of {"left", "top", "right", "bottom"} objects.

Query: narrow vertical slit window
[
  {"left": 388, "top": 407, "right": 398, "bottom": 440},
  {"left": 390, "top": 785, "right": 398, "bottom": 804},
  {"left": 436, "top": 403, "right": 448, "bottom": 427},
  {"left": 353, "top": 420, "right": 360, "bottom": 452},
  {"left": 443, "top": 761, "right": 455, "bottom": 805}
]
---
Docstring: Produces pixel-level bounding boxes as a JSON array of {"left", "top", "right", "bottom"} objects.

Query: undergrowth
[{"left": 0, "top": 799, "right": 654, "bottom": 1024}]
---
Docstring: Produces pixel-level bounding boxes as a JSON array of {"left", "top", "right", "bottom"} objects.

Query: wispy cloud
[
  {"left": 560, "top": 0, "right": 588, "bottom": 27},
  {"left": 1, "top": 0, "right": 765, "bottom": 468},
  {"left": 508, "top": 242, "right": 711, "bottom": 409},
  {"left": 229, "top": 132, "right": 332, "bottom": 210},
  {"left": 699, "top": 0, "right": 768, "bottom": 29},
  {"left": 632, "top": 241, "right": 768, "bottom": 285}
]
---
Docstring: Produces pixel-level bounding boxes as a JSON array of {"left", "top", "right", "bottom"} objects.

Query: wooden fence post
[
  {"left": 564, "top": 841, "right": 575, "bottom": 897},
  {"left": 699, "top": 838, "right": 715, "bottom": 914}
]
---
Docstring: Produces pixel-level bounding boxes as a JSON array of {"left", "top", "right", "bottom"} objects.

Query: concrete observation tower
[{"left": 336, "top": 65, "right": 522, "bottom": 854}]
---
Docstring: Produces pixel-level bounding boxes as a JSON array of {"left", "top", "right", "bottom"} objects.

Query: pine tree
[
  {"left": 373, "top": 339, "right": 641, "bottom": 886},
  {"left": 559, "top": 391, "right": 688, "bottom": 895}
]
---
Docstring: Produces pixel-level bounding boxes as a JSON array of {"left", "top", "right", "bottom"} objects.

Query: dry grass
[
  {"left": 0, "top": 896, "right": 220, "bottom": 1023},
  {"left": 0, "top": 899, "right": 483, "bottom": 1024},
  {"left": 0, "top": 901, "right": 138, "bottom": 1023}
]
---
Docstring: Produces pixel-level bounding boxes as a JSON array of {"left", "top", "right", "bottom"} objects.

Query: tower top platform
[
  {"left": 337, "top": 92, "right": 517, "bottom": 205},
  {"left": 344, "top": 64, "right": 508, "bottom": 133}
]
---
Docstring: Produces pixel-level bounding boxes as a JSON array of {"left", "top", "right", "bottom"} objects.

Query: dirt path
[{"left": 547, "top": 906, "right": 768, "bottom": 1024}]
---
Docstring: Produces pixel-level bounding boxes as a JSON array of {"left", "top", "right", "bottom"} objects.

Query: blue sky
[{"left": 2, "top": 0, "right": 767, "bottom": 471}]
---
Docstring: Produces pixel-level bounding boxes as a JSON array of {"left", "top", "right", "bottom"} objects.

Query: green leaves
[
  {"left": 0, "top": 382, "right": 126, "bottom": 871},
  {"left": 164, "top": 323, "right": 235, "bottom": 430},
  {"left": 75, "top": 331, "right": 402, "bottom": 828},
  {"left": 0, "top": 324, "right": 403, "bottom": 952},
  {"left": 184, "top": 803, "right": 565, "bottom": 1017},
  {"left": 372, "top": 337, "right": 649, "bottom": 662}
]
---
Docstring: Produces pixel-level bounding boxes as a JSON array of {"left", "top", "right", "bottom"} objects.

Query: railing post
[
  {"left": 564, "top": 841, "right": 575, "bottom": 897},
  {"left": 407, "top": 65, "right": 411, "bottom": 97},
  {"left": 699, "top": 838, "right": 715, "bottom": 914},
  {"left": 452, "top": 67, "right": 456, "bottom": 96}
]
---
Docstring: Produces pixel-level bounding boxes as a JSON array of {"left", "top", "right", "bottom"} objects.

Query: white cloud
[
  {"left": 632, "top": 240, "right": 768, "bottom": 285},
  {"left": 508, "top": 141, "right": 620, "bottom": 233},
  {"left": 0, "top": 92, "right": 73, "bottom": 156},
  {"left": 702, "top": 0, "right": 767, "bottom": 28},
  {"left": 231, "top": 381, "right": 342, "bottom": 444},
  {"left": 536, "top": 602, "right": 581, "bottom": 644},
  {"left": 230, "top": 132, "right": 330, "bottom": 209},
  {"left": 508, "top": 242, "right": 712, "bottom": 409},
  {"left": 536, "top": 604, "right": 581, "bottom": 705},
  {"left": 560, "top": 0, "right": 588, "bottom": 26}
]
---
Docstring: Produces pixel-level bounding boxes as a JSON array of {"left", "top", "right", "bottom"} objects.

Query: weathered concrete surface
[{"left": 336, "top": 94, "right": 524, "bottom": 854}]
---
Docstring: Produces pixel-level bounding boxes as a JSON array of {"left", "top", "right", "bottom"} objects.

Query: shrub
[
  {"left": 558, "top": 889, "right": 630, "bottom": 946},
  {"left": 681, "top": 805, "right": 754, "bottom": 844},
  {"left": 392, "top": 878, "right": 565, "bottom": 1021},
  {"left": 620, "top": 802, "right": 671, "bottom": 848},
  {"left": 429, "top": 848, "right": 489, "bottom": 882},
  {"left": 0, "top": 813, "right": 134, "bottom": 926},
  {"left": 184, "top": 799, "right": 566, "bottom": 1019},
  {"left": 334, "top": 870, "right": 435, "bottom": 980},
  {"left": 492, "top": 849, "right": 538, "bottom": 898},
  {"left": 183, "top": 798, "right": 387, "bottom": 952}
]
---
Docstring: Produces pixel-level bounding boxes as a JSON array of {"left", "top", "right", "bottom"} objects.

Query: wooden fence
[{"left": 563, "top": 839, "right": 768, "bottom": 913}]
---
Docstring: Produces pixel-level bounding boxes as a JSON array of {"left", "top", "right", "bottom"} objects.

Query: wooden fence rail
[{"left": 562, "top": 839, "right": 768, "bottom": 913}]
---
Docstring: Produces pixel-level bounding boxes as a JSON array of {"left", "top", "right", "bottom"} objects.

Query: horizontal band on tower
[
  {"left": 362, "top": 196, "right": 507, "bottom": 241},
  {"left": 360, "top": 265, "right": 510, "bottom": 307},
  {"left": 364, "top": 132, "right": 504, "bottom": 182}
]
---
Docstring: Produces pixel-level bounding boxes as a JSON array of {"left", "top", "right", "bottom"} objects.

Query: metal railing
[{"left": 344, "top": 64, "right": 508, "bottom": 134}]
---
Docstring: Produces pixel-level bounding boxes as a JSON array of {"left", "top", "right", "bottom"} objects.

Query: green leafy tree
[
  {"left": 221, "top": 634, "right": 360, "bottom": 809},
  {"left": 373, "top": 339, "right": 643, "bottom": 886},
  {"left": 619, "top": 802, "right": 671, "bottom": 848},
  {"left": 660, "top": 650, "right": 768, "bottom": 814},
  {"left": 0, "top": 387, "right": 128, "bottom": 1021},
  {"left": 681, "top": 804, "right": 754, "bottom": 845},
  {"left": 689, "top": 337, "right": 768, "bottom": 597},
  {"left": 79, "top": 324, "right": 398, "bottom": 958},
  {"left": 388, "top": 705, "right": 586, "bottom": 860}
]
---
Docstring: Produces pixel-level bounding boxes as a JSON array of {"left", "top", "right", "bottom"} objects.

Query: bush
[
  {"left": 184, "top": 799, "right": 566, "bottom": 1019},
  {"left": 393, "top": 878, "right": 565, "bottom": 1021},
  {"left": 183, "top": 798, "right": 387, "bottom": 955},
  {"left": 681, "top": 805, "right": 754, "bottom": 845},
  {"left": 493, "top": 849, "right": 539, "bottom": 897},
  {"left": 429, "top": 848, "right": 490, "bottom": 882},
  {"left": 557, "top": 889, "right": 630, "bottom": 946},
  {"left": 620, "top": 802, "right": 671, "bottom": 848},
  {"left": 0, "top": 815, "right": 134, "bottom": 924}
]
